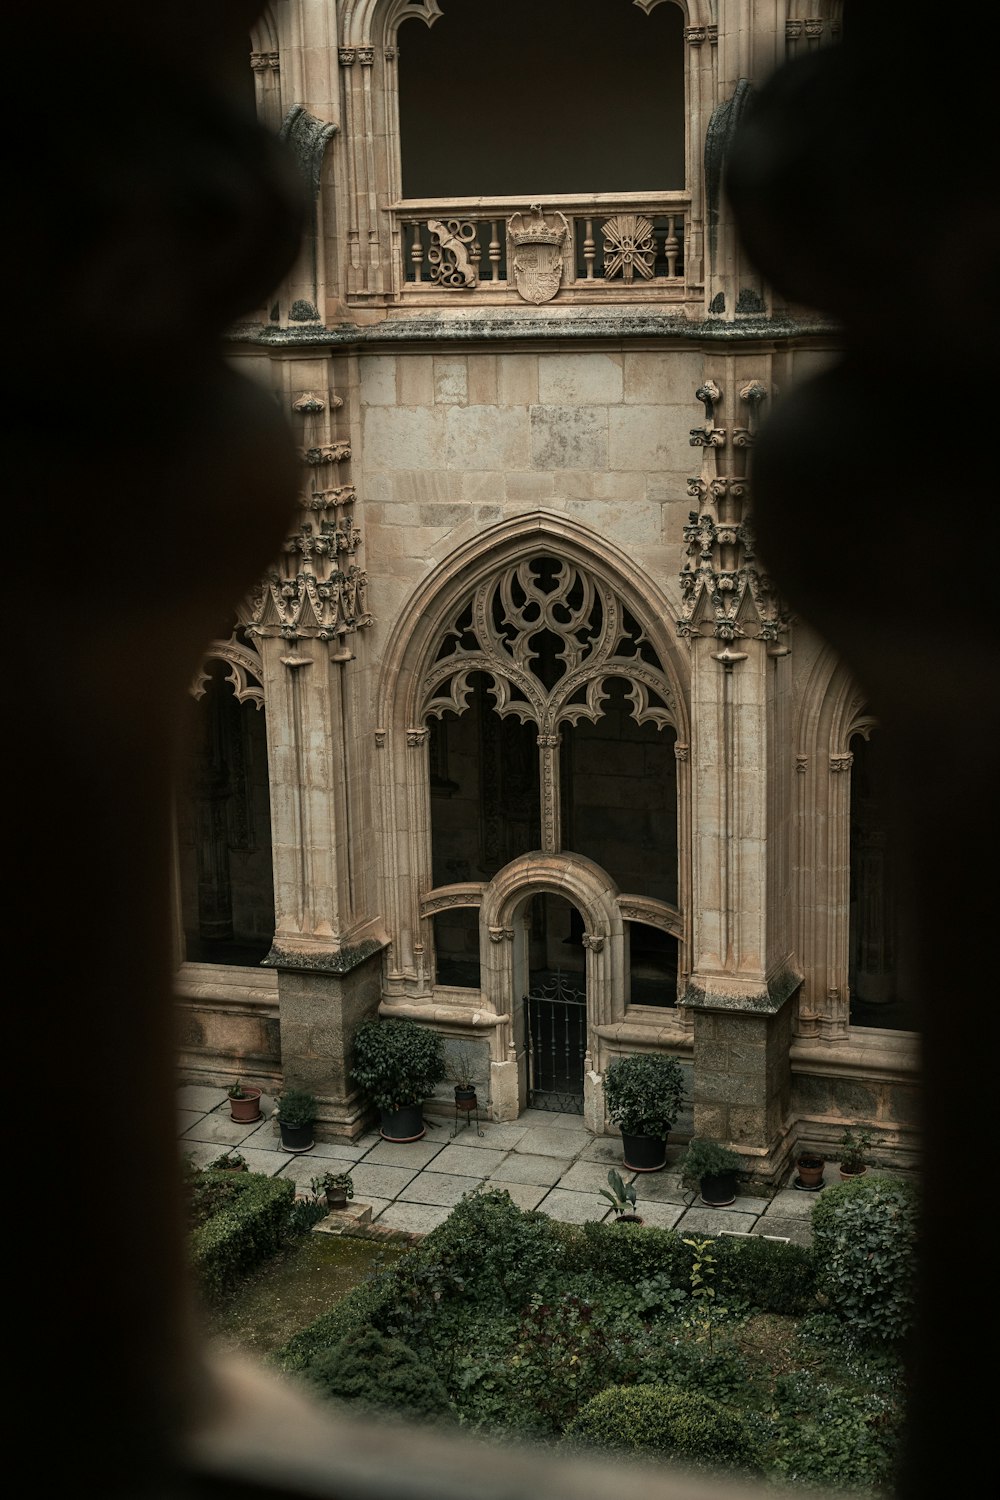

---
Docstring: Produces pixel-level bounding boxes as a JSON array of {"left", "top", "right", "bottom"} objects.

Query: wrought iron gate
[{"left": 523, "top": 968, "right": 587, "bottom": 1113}]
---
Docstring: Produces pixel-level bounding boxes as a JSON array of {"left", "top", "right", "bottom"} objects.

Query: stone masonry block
[
  {"left": 434, "top": 356, "right": 468, "bottom": 404},
  {"left": 530, "top": 405, "right": 607, "bottom": 469},
  {"left": 359, "top": 354, "right": 397, "bottom": 406},
  {"left": 537, "top": 352, "right": 623, "bottom": 405}
]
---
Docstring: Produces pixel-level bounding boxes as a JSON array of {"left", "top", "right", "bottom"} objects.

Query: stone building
[{"left": 174, "top": 0, "right": 918, "bottom": 1184}]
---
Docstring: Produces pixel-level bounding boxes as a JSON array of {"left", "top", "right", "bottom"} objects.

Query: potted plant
[
  {"left": 208, "top": 1150, "right": 248, "bottom": 1174},
  {"left": 681, "top": 1139, "right": 743, "bottom": 1207},
  {"left": 310, "top": 1170, "right": 354, "bottom": 1210},
  {"left": 350, "top": 1016, "right": 447, "bottom": 1141},
  {"left": 447, "top": 1043, "right": 480, "bottom": 1111},
  {"left": 273, "top": 1086, "right": 318, "bottom": 1154},
  {"left": 599, "top": 1167, "right": 643, "bottom": 1224},
  {"left": 838, "top": 1126, "right": 873, "bottom": 1178},
  {"left": 602, "top": 1051, "right": 686, "bottom": 1171},
  {"left": 794, "top": 1148, "right": 826, "bottom": 1190},
  {"left": 226, "top": 1078, "right": 262, "bottom": 1124}
]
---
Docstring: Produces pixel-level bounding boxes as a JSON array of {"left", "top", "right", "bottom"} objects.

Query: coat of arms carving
[{"left": 509, "top": 205, "right": 570, "bottom": 304}]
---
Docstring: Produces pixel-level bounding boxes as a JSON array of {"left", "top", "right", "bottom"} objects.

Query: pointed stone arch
[{"left": 374, "top": 512, "right": 692, "bottom": 1049}]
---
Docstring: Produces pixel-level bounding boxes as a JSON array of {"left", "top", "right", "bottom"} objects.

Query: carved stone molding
[
  {"left": 338, "top": 47, "right": 356, "bottom": 66},
  {"left": 785, "top": 21, "right": 803, "bottom": 40},
  {"left": 830, "top": 752, "right": 854, "bottom": 773},
  {"left": 292, "top": 392, "right": 326, "bottom": 414},
  {"left": 509, "top": 206, "right": 569, "bottom": 305},
  {"left": 674, "top": 742, "right": 689, "bottom": 761},
  {"left": 581, "top": 933, "right": 605, "bottom": 953},
  {"left": 677, "top": 381, "right": 788, "bottom": 642},
  {"left": 426, "top": 218, "right": 478, "bottom": 289},
  {"left": 301, "top": 442, "right": 351, "bottom": 465},
  {"left": 357, "top": 47, "right": 375, "bottom": 65},
  {"left": 795, "top": 754, "right": 809, "bottom": 774},
  {"left": 374, "top": 729, "right": 386, "bottom": 748},
  {"left": 406, "top": 728, "right": 430, "bottom": 747},
  {"left": 685, "top": 25, "right": 707, "bottom": 45},
  {"left": 190, "top": 628, "right": 265, "bottom": 709},
  {"left": 488, "top": 925, "right": 514, "bottom": 943},
  {"left": 250, "top": 51, "right": 279, "bottom": 71}
]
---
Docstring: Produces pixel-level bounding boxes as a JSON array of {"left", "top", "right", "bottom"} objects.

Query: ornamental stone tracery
[{"left": 418, "top": 555, "right": 677, "bottom": 741}]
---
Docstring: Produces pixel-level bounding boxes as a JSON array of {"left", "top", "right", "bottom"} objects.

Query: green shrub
[
  {"left": 189, "top": 1172, "right": 296, "bottom": 1302},
  {"left": 416, "top": 1188, "right": 568, "bottom": 1311},
  {"left": 571, "top": 1219, "right": 693, "bottom": 1283},
  {"left": 810, "top": 1176, "right": 918, "bottom": 1343},
  {"left": 603, "top": 1052, "right": 686, "bottom": 1138},
  {"left": 712, "top": 1234, "right": 817, "bottom": 1314},
  {"left": 276, "top": 1258, "right": 414, "bottom": 1372},
  {"left": 566, "top": 1383, "right": 760, "bottom": 1472},
  {"left": 304, "top": 1326, "right": 453, "bottom": 1421},
  {"left": 350, "top": 1016, "right": 447, "bottom": 1113},
  {"left": 767, "top": 1375, "right": 902, "bottom": 1489}
]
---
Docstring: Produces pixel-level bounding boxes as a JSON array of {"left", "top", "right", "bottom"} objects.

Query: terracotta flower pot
[
  {"left": 795, "top": 1154, "right": 825, "bottom": 1189},
  {"left": 228, "top": 1087, "right": 262, "bottom": 1123}
]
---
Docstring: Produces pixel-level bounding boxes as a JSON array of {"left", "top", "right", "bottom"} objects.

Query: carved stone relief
[{"left": 509, "top": 206, "right": 569, "bottom": 304}]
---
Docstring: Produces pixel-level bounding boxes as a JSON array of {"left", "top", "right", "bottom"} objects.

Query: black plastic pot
[
  {"left": 621, "top": 1131, "right": 667, "bottom": 1172},
  {"left": 699, "top": 1170, "right": 738, "bottom": 1207},
  {"left": 278, "top": 1119, "right": 314, "bottom": 1153},
  {"left": 379, "top": 1103, "right": 425, "bottom": 1141}
]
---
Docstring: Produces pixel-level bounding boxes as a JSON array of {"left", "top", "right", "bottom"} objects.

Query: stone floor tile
[
  {"left": 177, "top": 1086, "right": 228, "bottom": 1114},
  {"left": 632, "top": 1201, "right": 686, "bottom": 1230},
  {"left": 373, "top": 1202, "right": 453, "bottom": 1233},
  {"left": 488, "top": 1153, "right": 573, "bottom": 1188},
  {"left": 364, "top": 1139, "right": 449, "bottom": 1169},
  {"left": 442, "top": 1122, "right": 529, "bottom": 1151},
  {"left": 309, "top": 1135, "right": 382, "bottom": 1161},
  {"left": 511, "top": 1127, "right": 590, "bottom": 1157},
  {"left": 576, "top": 1137, "right": 633, "bottom": 1166},
  {"left": 311, "top": 1203, "right": 372, "bottom": 1234},
  {"left": 768, "top": 1186, "right": 826, "bottom": 1218},
  {"left": 749, "top": 1218, "right": 813, "bottom": 1247},
  {"left": 673, "top": 1206, "right": 761, "bottom": 1236},
  {"left": 631, "top": 1172, "right": 688, "bottom": 1205},
  {"left": 533, "top": 1188, "right": 607, "bottom": 1224},
  {"left": 558, "top": 1159, "right": 634, "bottom": 1194},
  {"left": 487, "top": 1182, "right": 549, "bottom": 1212},
  {"left": 179, "top": 1116, "right": 264, "bottom": 1146},
  {"left": 424, "top": 1144, "right": 506, "bottom": 1177},
  {"left": 397, "top": 1172, "right": 484, "bottom": 1207},
  {"left": 348, "top": 1163, "right": 422, "bottom": 1200}
]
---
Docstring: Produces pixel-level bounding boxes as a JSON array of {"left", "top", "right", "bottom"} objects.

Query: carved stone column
[
  {"left": 247, "top": 362, "right": 381, "bottom": 1137},
  {"left": 677, "top": 373, "right": 799, "bottom": 1171}
]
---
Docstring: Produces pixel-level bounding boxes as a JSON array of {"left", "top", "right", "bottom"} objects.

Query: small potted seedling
[
  {"left": 599, "top": 1167, "right": 642, "bottom": 1224},
  {"left": 310, "top": 1170, "right": 354, "bottom": 1210},
  {"left": 226, "top": 1078, "right": 263, "bottom": 1123},
  {"left": 838, "top": 1126, "right": 873, "bottom": 1178}
]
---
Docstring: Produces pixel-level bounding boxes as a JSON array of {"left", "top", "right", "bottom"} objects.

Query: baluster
[
  {"left": 664, "top": 214, "right": 679, "bottom": 278},
  {"left": 489, "top": 220, "right": 502, "bottom": 281},
  {"left": 410, "top": 220, "right": 423, "bottom": 283},
  {"left": 583, "top": 216, "right": 596, "bottom": 279}
]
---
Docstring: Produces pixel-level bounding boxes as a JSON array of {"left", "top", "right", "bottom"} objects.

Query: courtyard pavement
[{"left": 177, "top": 1082, "right": 849, "bottom": 1246}]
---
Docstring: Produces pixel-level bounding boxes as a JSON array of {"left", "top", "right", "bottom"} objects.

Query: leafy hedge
[
  {"left": 189, "top": 1169, "right": 296, "bottom": 1303},
  {"left": 810, "top": 1174, "right": 919, "bottom": 1344},
  {"left": 567, "top": 1383, "right": 761, "bottom": 1472},
  {"left": 304, "top": 1326, "right": 453, "bottom": 1420}
]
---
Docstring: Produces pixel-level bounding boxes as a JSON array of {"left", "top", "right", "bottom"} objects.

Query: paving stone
[
  {"left": 750, "top": 1217, "right": 813, "bottom": 1247},
  {"left": 761, "top": 1187, "right": 821, "bottom": 1220},
  {"left": 486, "top": 1182, "right": 549, "bottom": 1212},
  {"left": 397, "top": 1172, "right": 484, "bottom": 1207},
  {"left": 348, "top": 1163, "right": 422, "bottom": 1200},
  {"left": 443, "top": 1122, "right": 529, "bottom": 1151},
  {"left": 520, "top": 1108, "right": 590, "bottom": 1134},
  {"left": 177, "top": 1086, "right": 227, "bottom": 1114},
  {"left": 364, "top": 1139, "right": 449, "bottom": 1169},
  {"left": 488, "top": 1153, "right": 572, "bottom": 1188},
  {"left": 631, "top": 1201, "right": 686, "bottom": 1230},
  {"left": 309, "top": 1135, "right": 382, "bottom": 1161},
  {"left": 373, "top": 1202, "right": 454, "bottom": 1234},
  {"left": 673, "top": 1206, "right": 761, "bottom": 1236},
  {"left": 576, "top": 1137, "right": 633, "bottom": 1165},
  {"left": 558, "top": 1159, "right": 638, "bottom": 1194},
  {"left": 179, "top": 1116, "right": 263, "bottom": 1147},
  {"left": 312, "top": 1203, "right": 372, "bottom": 1234},
  {"left": 425, "top": 1144, "right": 506, "bottom": 1177},
  {"left": 631, "top": 1172, "right": 688, "bottom": 1205},
  {"left": 534, "top": 1188, "right": 607, "bottom": 1224},
  {"left": 512, "top": 1127, "right": 590, "bottom": 1157}
]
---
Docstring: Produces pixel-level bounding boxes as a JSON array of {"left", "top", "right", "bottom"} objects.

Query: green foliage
[
  {"left": 571, "top": 1219, "right": 692, "bottom": 1283},
  {"left": 507, "top": 1293, "right": 635, "bottom": 1432},
  {"left": 227, "top": 1078, "right": 249, "bottom": 1099},
  {"left": 711, "top": 1235, "right": 817, "bottom": 1315},
  {"left": 838, "top": 1126, "right": 874, "bottom": 1174},
  {"left": 566, "top": 1383, "right": 760, "bottom": 1472},
  {"left": 680, "top": 1138, "right": 743, "bottom": 1183},
  {"left": 274, "top": 1086, "right": 318, "bottom": 1126},
  {"left": 350, "top": 1016, "right": 447, "bottom": 1113},
  {"left": 304, "top": 1326, "right": 453, "bottom": 1421},
  {"left": 416, "top": 1188, "right": 568, "bottom": 1311},
  {"left": 682, "top": 1237, "right": 729, "bottom": 1351},
  {"left": 766, "top": 1373, "right": 902, "bottom": 1489},
  {"left": 599, "top": 1168, "right": 637, "bottom": 1217},
  {"left": 208, "top": 1150, "right": 247, "bottom": 1170},
  {"left": 189, "top": 1172, "right": 296, "bottom": 1302},
  {"left": 602, "top": 1052, "right": 686, "bottom": 1138},
  {"left": 277, "top": 1260, "right": 413, "bottom": 1372},
  {"left": 310, "top": 1171, "right": 354, "bottom": 1199},
  {"left": 810, "top": 1175, "right": 919, "bottom": 1344}
]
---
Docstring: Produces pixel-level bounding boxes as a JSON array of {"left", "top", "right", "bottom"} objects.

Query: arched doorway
[{"left": 521, "top": 893, "right": 587, "bottom": 1113}]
